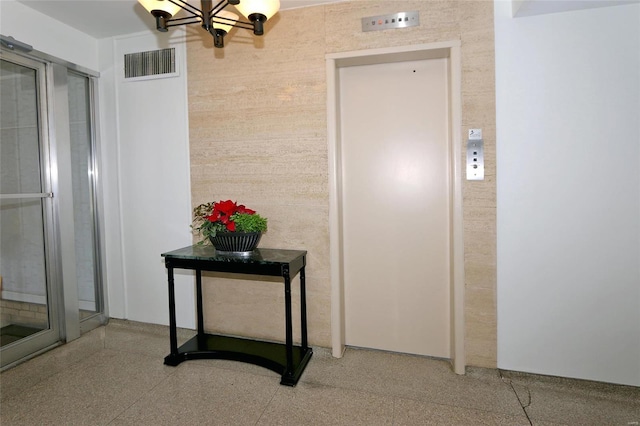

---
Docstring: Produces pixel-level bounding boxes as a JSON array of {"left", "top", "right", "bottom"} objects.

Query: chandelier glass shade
[{"left": 138, "top": 0, "right": 280, "bottom": 47}]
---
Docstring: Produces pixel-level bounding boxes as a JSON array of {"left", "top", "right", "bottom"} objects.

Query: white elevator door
[{"left": 340, "top": 58, "right": 450, "bottom": 358}]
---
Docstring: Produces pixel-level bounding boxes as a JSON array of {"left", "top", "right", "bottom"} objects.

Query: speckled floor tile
[
  {"left": 104, "top": 318, "right": 192, "bottom": 359},
  {"left": 301, "top": 346, "right": 524, "bottom": 416},
  {"left": 393, "top": 397, "right": 531, "bottom": 425},
  {"left": 0, "top": 326, "right": 105, "bottom": 401},
  {"left": 509, "top": 378, "right": 639, "bottom": 425},
  {"left": 110, "top": 362, "right": 279, "bottom": 425},
  {"left": 3, "top": 321, "right": 638, "bottom": 426},
  {"left": 257, "top": 381, "right": 394, "bottom": 425},
  {"left": 1, "top": 349, "right": 173, "bottom": 425}
]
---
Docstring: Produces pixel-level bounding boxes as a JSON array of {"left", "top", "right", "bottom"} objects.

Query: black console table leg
[
  {"left": 300, "top": 266, "right": 308, "bottom": 350},
  {"left": 196, "top": 270, "right": 204, "bottom": 337},
  {"left": 165, "top": 265, "right": 180, "bottom": 365},
  {"left": 283, "top": 266, "right": 294, "bottom": 383}
]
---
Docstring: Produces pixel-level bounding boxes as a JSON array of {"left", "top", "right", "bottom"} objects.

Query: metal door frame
[
  {"left": 0, "top": 50, "right": 63, "bottom": 367},
  {"left": 0, "top": 46, "right": 106, "bottom": 369}
]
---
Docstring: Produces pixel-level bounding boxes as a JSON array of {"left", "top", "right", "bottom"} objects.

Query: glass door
[
  {"left": 68, "top": 70, "right": 103, "bottom": 326},
  {"left": 0, "top": 52, "right": 61, "bottom": 366}
]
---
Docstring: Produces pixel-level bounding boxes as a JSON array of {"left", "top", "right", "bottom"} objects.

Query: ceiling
[
  {"left": 15, "top": 0, "right": 640, "bottom": 39},
  {"left": 15, "top": 0, "right": 346, "bottom": 39},
  {"left": 512, "top": 0, "right": 639, "bottom": 17}
]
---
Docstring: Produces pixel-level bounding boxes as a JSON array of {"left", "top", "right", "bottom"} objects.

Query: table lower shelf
[{"left": 164, "top": 333, "right": 313, "bottom": 386}]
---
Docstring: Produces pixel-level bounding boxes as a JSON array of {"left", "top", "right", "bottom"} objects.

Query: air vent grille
[{"left": 124, "top": 48, "right": 176, "bottom": 79}]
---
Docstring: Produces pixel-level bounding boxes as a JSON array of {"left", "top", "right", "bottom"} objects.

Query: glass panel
[
  {"left": 67, "top": 72, "right": 99, "bottom": 319},
  {"left": 0, "top": 60, "right": 50, "bottom": 347}
]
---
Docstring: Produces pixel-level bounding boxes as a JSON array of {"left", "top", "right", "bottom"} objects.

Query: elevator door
[{"left": 340, "top": 58, "right": 451, "bottom": 358}]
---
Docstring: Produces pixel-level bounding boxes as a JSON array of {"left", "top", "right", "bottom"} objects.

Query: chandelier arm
[
  {"left": 208, "top": 0, "right": 230, "bottom": 17},
  {"left": 211, "top": 18, "right": 254, "bottom": 31},
  {"left": 167, "top": 0, "right": 203, "bottom": 17},
  {"left": 165, "top": 18, "right": 205, "bottom": 28}
]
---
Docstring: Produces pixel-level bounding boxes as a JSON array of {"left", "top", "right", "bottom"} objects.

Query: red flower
[
  {"left": 212, "top": 199, "right": 237, "bottom": 218},
  {"left": 236, "top": 205, "right": 256, "bottom": 215},
  {"left": 206, "top": 200, "right": 255, "bottom": 231}
]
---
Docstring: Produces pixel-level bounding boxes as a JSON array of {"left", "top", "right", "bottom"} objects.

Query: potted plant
[{"left": 192, "top": 199, "right": 267, "bottom": 254}]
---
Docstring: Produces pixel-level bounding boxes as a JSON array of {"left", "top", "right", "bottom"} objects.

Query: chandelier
[{"left": 138, "top": 0, "right": 280, "bottom": 48}]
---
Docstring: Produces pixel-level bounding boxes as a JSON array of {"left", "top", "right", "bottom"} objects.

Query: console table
[{"left": 161, "top": 245, "right": 312, "bottom": 386}]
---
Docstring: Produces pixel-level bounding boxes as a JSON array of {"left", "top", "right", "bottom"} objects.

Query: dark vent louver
[{"left": 124, "top": 48, "right": 175, "bottom": 79}]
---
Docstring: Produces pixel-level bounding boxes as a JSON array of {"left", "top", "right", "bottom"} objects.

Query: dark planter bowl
[{"left": 209, "top": 232, "right": 262, "bottom": 256}]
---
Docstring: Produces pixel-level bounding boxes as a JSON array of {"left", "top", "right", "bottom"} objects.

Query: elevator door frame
[{"left": 326, "top": 41, "right": 465, "bottom": 374}]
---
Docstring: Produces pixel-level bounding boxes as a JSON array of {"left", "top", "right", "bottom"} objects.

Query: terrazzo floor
[{"left": 1, "top": 319, "right": 638, "bottom": 425}]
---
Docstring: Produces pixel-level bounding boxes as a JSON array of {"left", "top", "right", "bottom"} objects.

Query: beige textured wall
[{"left": 187, "top": 0, "right": 496, "bottom": 367}]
